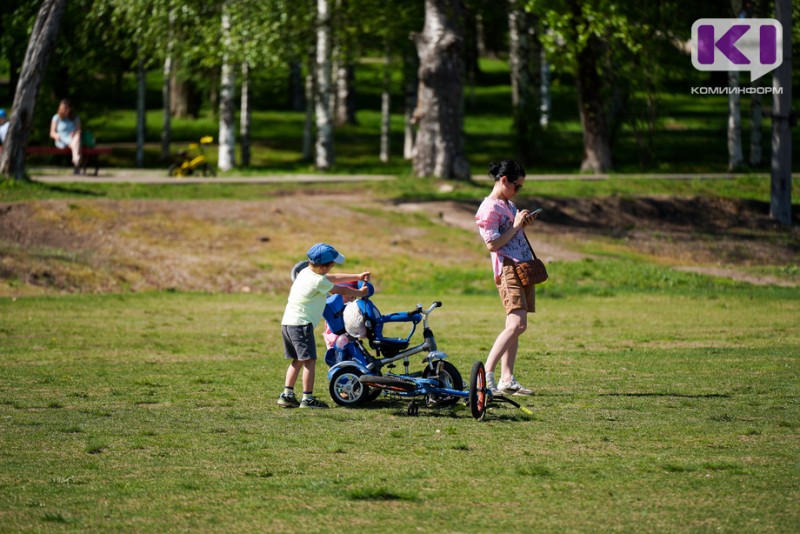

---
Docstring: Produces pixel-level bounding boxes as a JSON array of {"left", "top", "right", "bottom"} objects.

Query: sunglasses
[{"left": 505, "top": 177, "right": 523, "bottom": 192}]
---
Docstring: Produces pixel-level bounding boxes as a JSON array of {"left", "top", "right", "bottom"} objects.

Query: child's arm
[
  {"left": 330, "top": 284, "right": 369, "bottom": 299},
  {"left": 326, "top": 271, "right": 370, "bottom": 284}
]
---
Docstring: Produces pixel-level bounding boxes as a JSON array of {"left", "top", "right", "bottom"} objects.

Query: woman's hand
[{"left": 513, "top": 209, "right": 530, "bottom": 230}]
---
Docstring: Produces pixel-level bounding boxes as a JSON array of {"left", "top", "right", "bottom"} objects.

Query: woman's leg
[
  {"left": 68, "top": 133, "right": 81, "bottom": 167},
  {"left": 485, "top": 309, "right": 527, "bottom": 379}
]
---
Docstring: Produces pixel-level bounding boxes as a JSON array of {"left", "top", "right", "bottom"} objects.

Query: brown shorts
[{"left": 497, "top": 258, "right": 535, "bottom": 314}]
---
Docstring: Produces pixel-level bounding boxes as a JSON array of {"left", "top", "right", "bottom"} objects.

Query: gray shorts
[{"left": 282, "top": 324, "right": 317, "bottom": 361}]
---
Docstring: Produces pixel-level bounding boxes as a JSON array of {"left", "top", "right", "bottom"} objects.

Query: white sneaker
[
  {"left": 486, "top": 378, "right": 501, "bottom": 397},
  {"left": 498, "top": 376, "right": 533, "bottom": 396}
]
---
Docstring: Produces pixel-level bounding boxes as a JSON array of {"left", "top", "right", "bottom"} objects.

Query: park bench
[
  {"left": 25, "top": 146, "right": 113, "bottom": 176},
  {"left": 0, "top": 145, "right": 113, "bottom": 176}
]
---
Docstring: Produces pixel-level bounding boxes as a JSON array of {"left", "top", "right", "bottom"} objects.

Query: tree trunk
[
  {"left": 727, "top": 73, "right": 744, "bottom": 171},
  {"left": 770, "top": 0, "right": 792, "bottom": 225},
  {"left": 302, "top": 47, "right": 315, "bottom": 162},
  {"left": 539, "top": 47, "right": 551, "bottom": 129},
  {"left": 508, "top": 0, "right": 536, "bottom": 164},
  {"left": 330, "top": 50, "right": 340, "bottom": 123},
  {"left": 727, "top": 0, "right": 744, "bottom": 171},
  {"left": 315, "top": 0, "right": 335, "bottom": 169},
  {"left": 240, "top": 62, "right": 251, "bottom": 168},
  {"left": 750, "top": 83, "right": 762, "bottom": 167},
  {"left": 161, "top": 54, "right": 173, "bottom": 161},
  {"left": 217, "top": 6, "right": 236, "bottom": 172},
  {"left": 289, "top": 60, "right": 305, "bottom": 111},
  {"left": 403, "top": 51, "right": 418, "bottom": 160},
  {"left": 136, "top": 51, "right": 147, "bottom": 168},
  {"left": 508, "top": 3, "right": 527, "bottom": 110},
  {"left": 411, "top": 0, "right": 470, "bottom": 180},
  {"left": 475, "top": 13, "right": 487, "bottom": 58},
  {"left": 8, "top": 55, "right": 21, "bottom": 104},
  {"left": 161, "top": 11, "right": 174, "bottom": 161},
  {"left": 576, "top": 36, "right": 612, "bottom": 173},
  {"left": 336, "top": 62, "right": 357, "bottom": 126},
  {"left": 170, "top": 74, "right": 188, "bottom": 117},
  {"left": 0, "top": 0, "right": 67, "bottom": 179},
  {"left": 380, "top": 45, "right": 391, "bottom": 163}
]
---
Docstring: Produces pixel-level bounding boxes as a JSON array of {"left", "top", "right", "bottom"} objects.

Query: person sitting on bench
[
  {"left": 0, "top": 109, "right": 8, "bottom": 145},
  {"left": 49, "top": 99, "right": 82, "bottom": 174}
]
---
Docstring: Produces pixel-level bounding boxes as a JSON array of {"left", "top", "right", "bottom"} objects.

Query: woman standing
[
  {"left": 50, "top": 99, "right": 81, "bottom": 174},
  {"left": 475, "top": 160, "right": 538, "bottom": 396}
]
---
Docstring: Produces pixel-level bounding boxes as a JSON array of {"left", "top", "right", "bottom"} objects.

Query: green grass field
[
  {"left": 2, "top": 153, "right": 799, "bottom": 530},
  {"left": 1, "top": 283, "right": 798, "bottom": 531}
]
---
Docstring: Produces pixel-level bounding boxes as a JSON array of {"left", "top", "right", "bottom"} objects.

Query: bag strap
[{"left": 521, "top": 229, "right": 538, "bottom": 261}]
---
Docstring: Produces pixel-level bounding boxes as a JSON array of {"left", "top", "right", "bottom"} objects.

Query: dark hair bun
[{"left": 488, "top": 160, "right": 525, "bottom": 181}]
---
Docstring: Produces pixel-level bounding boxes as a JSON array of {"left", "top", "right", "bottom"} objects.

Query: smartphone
[{"left": 525, "top": 208, "right": 543, "bottom": 223}]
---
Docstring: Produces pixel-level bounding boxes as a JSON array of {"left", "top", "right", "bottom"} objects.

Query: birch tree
[
  {"left": 411, "top": 0, "right": 471, "bottom": 180},
  {"left": 217, "top": 3, "right": 236, "bottom": 172},
  {"left": 136, "top": 49, "right": 147, "bottom": 168},
  {"left": 727, "top": 0, "right": 744, "bottom": 171},
  {"left": 403, "top": 51, "right": 418, "bottom": 160},
  {"left": 240, "top": 62, "right": 251, "bottom": 167},
  {"left": 0, "top": 0, "right": 68, "bottom": 180},
  {"left": 315, "top": 0, "right": 335, "bottom": 169},
  {"left": 379, "top": 45, "right": 391, "bottom": 163},
  {"left": 161, "top": 8, "right": 175, "bottom": 161}
]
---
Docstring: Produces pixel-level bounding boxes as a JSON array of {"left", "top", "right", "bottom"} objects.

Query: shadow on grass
[{"left": 600, "top": 392, "right": 732, "bottom": 399}]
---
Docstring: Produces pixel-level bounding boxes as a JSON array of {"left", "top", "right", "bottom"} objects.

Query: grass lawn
[
  {"left": 1, "top": 284, "right": 798, "bottom": 531},
  {"left": 1, "top": 149, "right": 798, "bottom": 530}
]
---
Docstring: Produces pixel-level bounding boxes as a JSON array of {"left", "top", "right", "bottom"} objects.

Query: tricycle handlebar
[{"left": 422, "top": 302, "right": 442, "bottom": 315}]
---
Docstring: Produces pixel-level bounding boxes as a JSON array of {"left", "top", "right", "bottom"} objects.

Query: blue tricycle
[{"left": 291, "top": 262, "right": 528, "bottom": 420}]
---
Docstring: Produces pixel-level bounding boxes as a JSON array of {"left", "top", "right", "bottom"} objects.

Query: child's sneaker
[
  {"left": 299, "top": 397, "right": 329, "bottom": 409},
  {"left": 277, "top": 393, "right": 300, "bottom": 408},
  {"left": 498, "top": 376, "right": 533, "bottom": 396}
]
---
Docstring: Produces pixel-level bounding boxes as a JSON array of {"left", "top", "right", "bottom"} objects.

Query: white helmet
[{"left": 343, "top": 301, "right": 367, "bottom": 338}]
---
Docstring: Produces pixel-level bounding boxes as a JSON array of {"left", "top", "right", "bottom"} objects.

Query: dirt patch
[
  {"left": 1, "top": 193, "right": 798, "bottom": 295},
  {"left": 397, "top": 201, "right": 587, "bottom": 262},
  {"left": 397, "top": 196, "right": 800, "bottom": 285}
]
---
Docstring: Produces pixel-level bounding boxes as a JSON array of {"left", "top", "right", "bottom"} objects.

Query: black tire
[
  {"left": 359, "top": 375, "right": 417, "bottom": 393},
  {"left": 202, "top": 163, "right": 216, "bottom": 177},
  {"left": 329, "top": 368, "right": 369, "bottom": 407},
  {"left": 365, "top": 386, "right": 383, "bottom": 402},
  {"left": 469, "top": 361, "right": 487, "bottom": 421},
  {"left": 422, "top": 360, "right": 463, "bottom": 407},
  {"left": 168, "top": 163, "right": 181, "bottom": 177}
]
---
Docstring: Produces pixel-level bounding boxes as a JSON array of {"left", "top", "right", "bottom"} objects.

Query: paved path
[
  {"left": 30, "top": 168, "right": 396, "bottom": 184},
  {"left": 29, "top": 167, "right": 797, "bottom": 184}
]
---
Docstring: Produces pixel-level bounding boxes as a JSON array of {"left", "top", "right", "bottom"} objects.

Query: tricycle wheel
[
  {"left": 359, "top": 375, "right": 417, "bottom": 392},
  {"left": 168, "top": 163, "right": 182, "bottom": 177},
  {"left": 469, "top": 361, "right": 487, "bottom": 421},
  {"left": 329, "top": 368, "right": 369, "bottom": 407},
  {"left": 422, "top": 360, "right": 463, "bottom": 407},
  {"left": 365, "top": 386, "right": 383, "bottom": 402}
]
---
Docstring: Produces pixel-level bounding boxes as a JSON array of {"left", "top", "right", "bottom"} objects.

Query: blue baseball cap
[
  {"left": 307, "top": 243, "right": 345, "bottom": 265},
  {"left": 0, "top": 109, "right": 6, "bottom": 119}
]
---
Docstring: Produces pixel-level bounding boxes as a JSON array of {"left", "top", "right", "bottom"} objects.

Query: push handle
[{"left": 409, "top": 304, "right": 423, "bottom": 315}]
